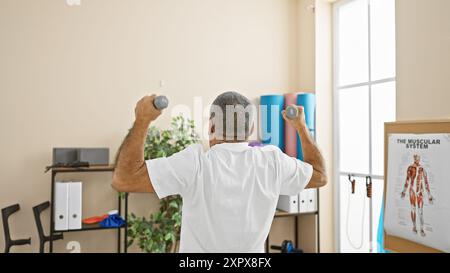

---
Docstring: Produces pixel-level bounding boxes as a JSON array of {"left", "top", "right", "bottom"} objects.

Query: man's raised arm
[
  {"left": 112, "top": 95, "right": 161, "bottom": 193},
  {"left": 283, "top": 106, "right": 328, "bottom": 189}
]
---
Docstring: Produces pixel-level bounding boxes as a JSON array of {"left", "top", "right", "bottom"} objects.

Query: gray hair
[{"left": 210, "top": 91, "right": 255, "bottom": 141}]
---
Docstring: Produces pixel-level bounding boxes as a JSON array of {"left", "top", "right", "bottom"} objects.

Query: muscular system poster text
[{"left": 385, "top": 134, "right": 450, "bottom": 252}]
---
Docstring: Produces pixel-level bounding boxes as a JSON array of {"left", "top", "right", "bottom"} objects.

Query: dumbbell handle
[
  {"left": 153, "top": 96, "right": 169, "bottom": 110},
  {"left": 285, "top": 105, "right": 299, "bottom": 120}
]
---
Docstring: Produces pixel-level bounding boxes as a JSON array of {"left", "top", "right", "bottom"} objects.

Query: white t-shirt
[{"left": 146, "top": 142, "right": 313, "bottom": 253}]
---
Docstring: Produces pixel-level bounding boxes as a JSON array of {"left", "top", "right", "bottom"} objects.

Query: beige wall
[
  {"left": 295, "top": 0, "right": 335, "bottom": 253},
  {"left": 0, "top": 0, "right": 336, "bottom": 252},
  {"left": 314, "top": 0, "right": 334, "bottom": 253},
  {"left": 396, "top": 0, "right": 450, "bottom": 120}
]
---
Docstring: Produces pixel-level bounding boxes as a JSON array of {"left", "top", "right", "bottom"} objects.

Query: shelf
[
  {"left": 51, "top": 165, "right": 115, "bottom": 173},
  {"left": 48, "top": 164, "right": 127, "bottom": 253},
  {"left": 274, "top": 210, "right": 318, "bottom": 218},
  {"left": 55, "top": 223, "right": 126, "bottom": 233}
]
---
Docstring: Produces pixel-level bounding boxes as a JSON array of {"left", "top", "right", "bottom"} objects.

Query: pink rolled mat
[{"left": 284, "top": 93, "right": 298, "bottom": 157}]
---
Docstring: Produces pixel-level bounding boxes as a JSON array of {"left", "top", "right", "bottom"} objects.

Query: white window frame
[{"left": 333, "top": 0, "right": 396, "bottom": 252}]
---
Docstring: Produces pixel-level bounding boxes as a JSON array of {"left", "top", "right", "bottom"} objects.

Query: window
[{"left": 334, "top": 0, "right": 396, "bottom": 253}]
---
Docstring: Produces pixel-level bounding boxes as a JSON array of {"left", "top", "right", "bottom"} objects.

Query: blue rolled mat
[
  {"left": 297, "top": 93, "right": 316, "bottom": 130},
  {"left": 297, "top": 130, "right": 315, "bottom": 161},
  {"left": 377, "top": 202, "right": 389, "bottom": 253},
  {"left": 297, "top": 93, "right": 316, "bottom": 160},
  {"left": 260, "top": 95, "right": 285, "bottom": 151}
]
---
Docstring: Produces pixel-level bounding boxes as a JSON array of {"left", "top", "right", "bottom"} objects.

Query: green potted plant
[{"left": 127, "top": 116, "right": 200, "bottom": 253}]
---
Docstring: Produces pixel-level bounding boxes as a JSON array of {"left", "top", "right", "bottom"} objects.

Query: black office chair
[
  {"left": 33, "top": 201, "right": 63, "bottom": 253},
  {"left": 1, "top": 204, "right": 31, "bottom": 253}
]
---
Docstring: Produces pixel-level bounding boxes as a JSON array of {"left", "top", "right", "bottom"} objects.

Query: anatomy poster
[{"left": 385, "top": 134, "right": 450, "bottom": 252}]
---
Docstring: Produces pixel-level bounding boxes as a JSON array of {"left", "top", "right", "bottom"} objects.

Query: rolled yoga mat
[
  {"left": 297, "top": 93, "right": 316, "bottom": 160},
  {"left": 260, "top": 95, "right": 285, "bottom": 150},
  {"left": 297, "top": 93, "right": 316, "bottom": 130},
  {"left": 297, "top": 130, "right": 315, "bottom": 161},
  {"left": 284, "top": 93, "right": 299, "bottom": 158},
  {"left": 377, "top": 203, "right": 389, "bottom": 253}
]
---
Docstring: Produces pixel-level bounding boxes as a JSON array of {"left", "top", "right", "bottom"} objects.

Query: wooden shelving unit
[
  {"left": 265, "top": 196, "right": 320, "bottom": 253},
  {"left": 48, "top": 165, "right": 129, "bottom": 253}
]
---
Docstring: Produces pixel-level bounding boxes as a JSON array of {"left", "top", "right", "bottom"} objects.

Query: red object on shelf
[{"left": 82, "top": 214, "right": 108, "bottom": 225}]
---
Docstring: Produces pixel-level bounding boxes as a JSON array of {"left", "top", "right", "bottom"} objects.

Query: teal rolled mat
[
  {"left": 260, "top": 95, "right": 285, "bottom": 151},
  {"left": 297, "top": 93, "right": 316, "bottom": 130},
  {"left": 297, "top": 93, "right": 316, "bottom": 160}
]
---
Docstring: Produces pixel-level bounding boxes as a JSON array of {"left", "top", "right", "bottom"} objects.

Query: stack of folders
[
  {"left": 55, "top": 181, "right": 82, "bottom": 231},
  {"left": 277, "top": 189, "right": 317, "bottom": 214},
  {"left": 298, "top": 189, "right": 317, "bottom": 214}
]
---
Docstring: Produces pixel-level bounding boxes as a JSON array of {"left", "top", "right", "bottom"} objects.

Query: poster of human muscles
[{"left": 385, "top": 134, "right": 450, "bottom": 252}]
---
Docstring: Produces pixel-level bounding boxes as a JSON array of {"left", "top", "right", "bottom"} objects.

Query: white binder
[
  {"left": 298, "top": 190, "right": 308, "bottom": 213},
  {"left": 54, "top": 182, "right": 69, "bottom": 231},
  {"left": 68, "top": 182, "right": 82, "bottom": 230},
  {"left": 307, "top": 188, "right": 318, "bottom": 213},
  {"left": 277, "top": 195, "right": 298, "bottom": 213}
]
